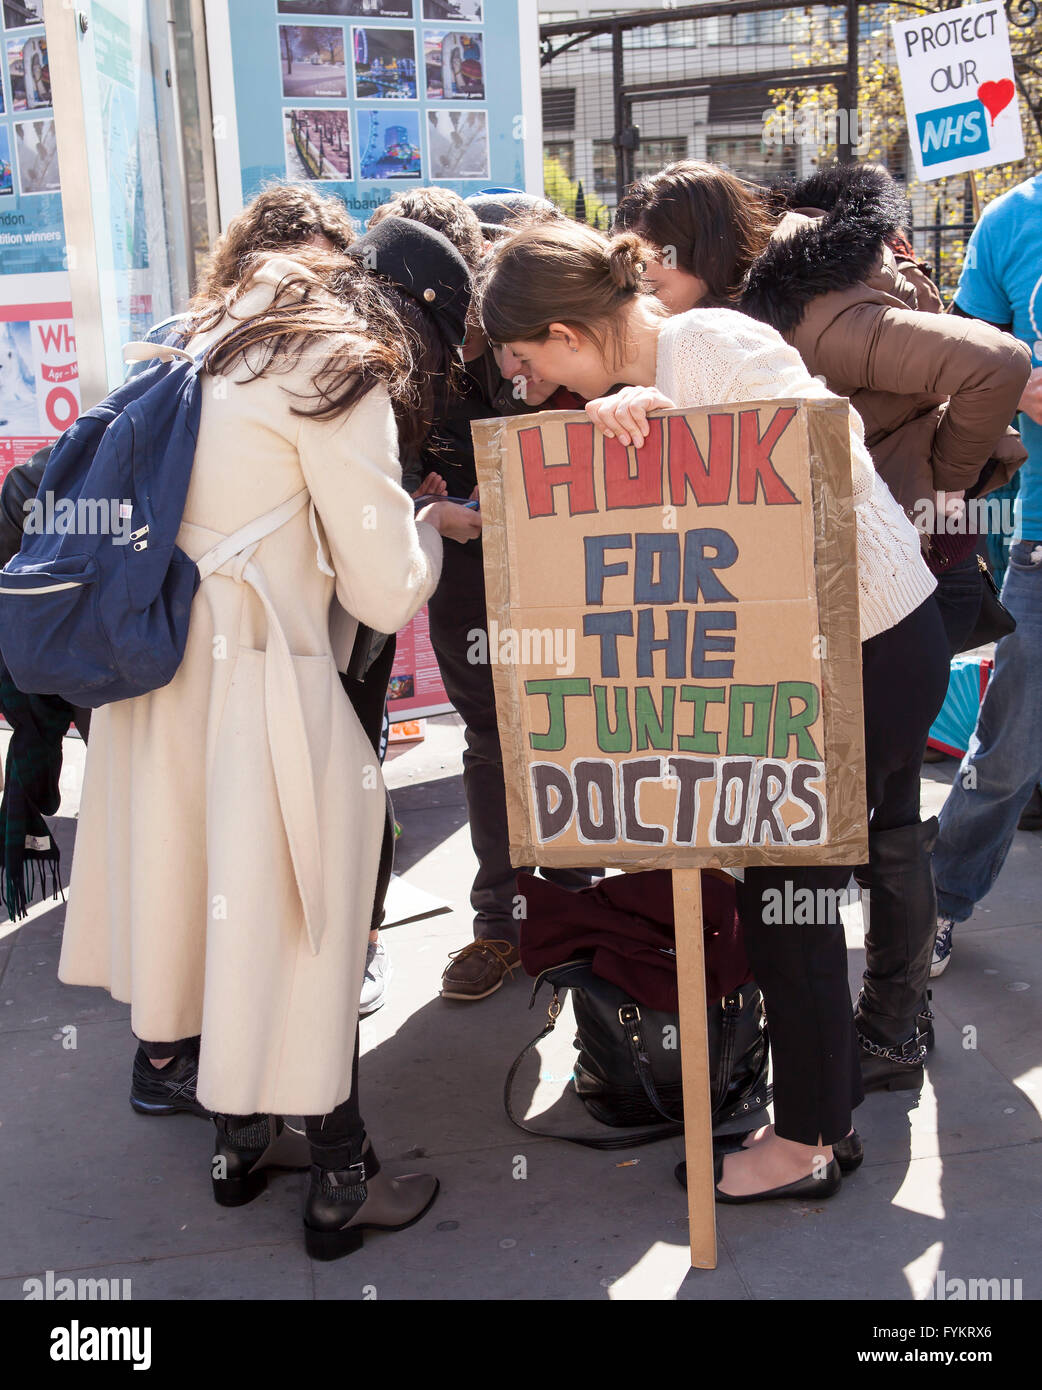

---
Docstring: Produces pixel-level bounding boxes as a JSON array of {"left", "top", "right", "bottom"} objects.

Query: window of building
[
  {"left": 544, "top": 140, "right": 575, "bottom": 178},
  {"left": 542, "top": 87, "right": 576, "bottom": 130},
  {"left": 592, "top": 138, "right": 616, "bottom": 198},
  {"left": 705, "top": 135, "right": 796, "bottom": 183},
  {"left": 633, "top": 138, "right": 688, "bottom": 179}
]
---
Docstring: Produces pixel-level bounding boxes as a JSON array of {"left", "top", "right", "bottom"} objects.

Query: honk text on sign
[
  {"left": 472, "top": 400, "right": 868, "bottom": 873},
  {"left": 892, "top": 1, "right": 1024, "bottom": 180}
]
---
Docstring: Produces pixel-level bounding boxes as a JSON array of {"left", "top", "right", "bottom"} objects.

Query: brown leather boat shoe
[{"left": 440, "top": 939, "right": 521, "bottom": 1001}]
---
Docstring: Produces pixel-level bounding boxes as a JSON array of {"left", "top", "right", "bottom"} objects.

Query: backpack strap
[
  {"left": 122, "top": 341, "right": 197, "bottom": 367},
  {"left": 196, "top": 490, "right": 309, "bottom": 582},
  {"left": 192, "top": 487, "right": 326, "bottom": 960}
]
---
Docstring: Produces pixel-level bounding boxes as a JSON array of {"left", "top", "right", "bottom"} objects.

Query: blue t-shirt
[{"left": 954, "top": 174, "right": 1042, "bottom": 543}]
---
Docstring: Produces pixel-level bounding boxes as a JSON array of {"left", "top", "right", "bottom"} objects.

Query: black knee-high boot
[{"left": 853, "top": 817, "right": 938, "bottom": 1092}]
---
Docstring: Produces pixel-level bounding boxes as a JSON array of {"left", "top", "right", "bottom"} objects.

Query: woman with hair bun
[
  {"left": 615, "top": 160, "right": 1031, "bottom": 1087},
  {"left": 477, "top": 220, "right": 947, "bottom": 1203}
]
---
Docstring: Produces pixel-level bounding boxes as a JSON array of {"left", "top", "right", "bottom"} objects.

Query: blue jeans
[{"left": 934, "top": 539, "right": 1042, "bottom": 922}]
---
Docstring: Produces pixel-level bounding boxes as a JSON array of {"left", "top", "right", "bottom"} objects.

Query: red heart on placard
[{"left": 978, "top": 79, "right": 1015, "bottom": 125}]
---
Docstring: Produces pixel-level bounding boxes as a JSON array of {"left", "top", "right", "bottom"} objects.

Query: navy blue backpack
[{"left": 0, "top": 344, "right": 301, "bottom": 708}]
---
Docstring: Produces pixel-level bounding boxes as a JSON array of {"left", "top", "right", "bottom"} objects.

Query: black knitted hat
[{"left": 355, "top": 215, "right": 471, "bottom": 349}]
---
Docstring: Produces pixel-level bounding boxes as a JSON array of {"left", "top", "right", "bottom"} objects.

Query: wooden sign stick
[{"left": 672, "top": 867, "right": 718, "bottom": 1270}]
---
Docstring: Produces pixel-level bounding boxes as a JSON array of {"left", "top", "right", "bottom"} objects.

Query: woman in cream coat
[{"left": 59, "top": 228, "right": 480, "bottom": 1260}]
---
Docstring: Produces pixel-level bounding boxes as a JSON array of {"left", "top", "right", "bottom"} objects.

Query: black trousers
[
  {"left": 427, "top": 541, "right": 600, "bottom": 948},
  {"left": 736, "top": 597, "right": 950, "bottom": 1144}
]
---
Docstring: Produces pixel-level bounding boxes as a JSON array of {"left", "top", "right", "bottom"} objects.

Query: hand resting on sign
[{"left": 585, "top": 387, "right": 677, "bottom": 448}]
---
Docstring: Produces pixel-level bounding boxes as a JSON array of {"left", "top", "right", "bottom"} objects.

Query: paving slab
[{"left": 1, "top": 723, "right": 1040, "bottom": 1300}]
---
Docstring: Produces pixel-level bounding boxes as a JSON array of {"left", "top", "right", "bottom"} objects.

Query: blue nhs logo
[{"left": 916, "top": 100, "right": 990, "bottom": 166}]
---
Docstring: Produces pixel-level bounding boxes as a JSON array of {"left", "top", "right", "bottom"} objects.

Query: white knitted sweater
[{"left": 655, "top": 309, "right": 937, "bottom": 641}]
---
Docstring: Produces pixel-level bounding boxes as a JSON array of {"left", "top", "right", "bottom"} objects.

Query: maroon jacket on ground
[{"left": 518, "top": 869, "right": 751, "bottom": 1013}]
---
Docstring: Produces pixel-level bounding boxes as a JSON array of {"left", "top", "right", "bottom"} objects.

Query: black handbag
[
  {"left": 504, "top": 958, "right": 771, "bottom": 1150},
  {"left": 957, "top": 554, "right": 1016, "bottom": 653}
]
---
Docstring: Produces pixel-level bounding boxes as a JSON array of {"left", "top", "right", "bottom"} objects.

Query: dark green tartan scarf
[{"left": 0, "top": 663, "right": 73, "bottom": 920}]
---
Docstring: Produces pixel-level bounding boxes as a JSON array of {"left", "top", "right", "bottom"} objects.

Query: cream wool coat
[{"left": 58, "top": 259, "right": 442, "bottom": 1116}]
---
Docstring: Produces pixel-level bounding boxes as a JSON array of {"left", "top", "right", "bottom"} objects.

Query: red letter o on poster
[{"left": 46, "top": 387, "right": 78, "bottom": 432}]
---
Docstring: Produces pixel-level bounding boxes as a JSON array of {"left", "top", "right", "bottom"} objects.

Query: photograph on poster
[
  {"left": 0, "top": 126, "right": 11, "bottom": 195},
  {"left": 279, "top": 24, "right": 347, "bottom": 99},
  {"left": 357, "top": 107, "right": 422, "bottom": 179},
  {"left": 422, "top": 0, "right": 482, "bottom": 21},
  {"left": 424, "top": 29, "right": 483, "bottom": 100},
  {"left": 2, "top": 0, "right": 44, "bottom": 28},
  {"left": 427, "top": 107, "right": 488, "bottom": 178},
  {"left": 278, "top": 1, "right": 414, "bottom": 15},
  {"left": 0, "top": 321, "right": 37, "bottom": 433},
  {"left": 15, "top": 34, "right": 48, "bottom": 107},
  {"left": 284, "top": 107, "right": 352, "bottom": 180},
  {"left": 352, "top": 25, "right": 417, "bottom": 100},
  {"left": 15, "top": 117, "right": 58, "bottom": 193}
]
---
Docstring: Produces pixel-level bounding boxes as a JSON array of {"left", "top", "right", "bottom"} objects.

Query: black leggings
[
  {"left": 736, "top": 597, "right": 950, "bottom": 1144},
  {"left": 304, "top": 1031, "right": 364, "bottom": 1167}
]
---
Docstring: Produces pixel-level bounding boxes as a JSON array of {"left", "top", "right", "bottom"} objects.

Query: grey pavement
[{"left": 1, "top": 717, "right": 1040, "bottom": 1301}]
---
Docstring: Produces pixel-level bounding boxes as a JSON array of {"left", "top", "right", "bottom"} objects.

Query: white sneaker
[
  {"left": 359, "top": 939, "right": 391, "bottom": 1016},
  {"left": 930, "top": 918, "right": 956, "bottom": 978}
]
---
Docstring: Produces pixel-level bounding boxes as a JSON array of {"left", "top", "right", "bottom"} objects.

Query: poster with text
[
  {"left": 210, "top": 0, "right": 534, "bottom": 229},
  {"left": 892, "top": 2, "right": 1024, "bottom": 180},
  {"left": 0, "top": 299, "right": 79, "bottom": 484},
  {"left": 0, "top": 7, "right": 76, "bottom": 479},
  {"left": 473, "top": 401, "right": 868, "bottom": 871}
]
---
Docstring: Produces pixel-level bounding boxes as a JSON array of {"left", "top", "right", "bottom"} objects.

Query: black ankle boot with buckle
[
  {"left": 304, "top": 1138, "right": 439, "bottom": 1262},
  {"left": 856, "top": 1015, "right": 928, "bottom": 1093},
  {"left": 211, "top": 1113, "right": 310, "bottom": 1207}
]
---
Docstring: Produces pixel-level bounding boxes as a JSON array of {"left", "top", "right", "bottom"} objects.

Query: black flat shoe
[
  {"left": 729, "top": 1128, "right": 863, "bottom": 1174},
  {"left": 713, "top": 1152, "right": 842, "bottom": 1204},
  {"left": 675, "top": 1154, "right": 844, "bottom": 1201},
  {"left": 833, "top": 1130, "right": 863, "bottom": 1174}
]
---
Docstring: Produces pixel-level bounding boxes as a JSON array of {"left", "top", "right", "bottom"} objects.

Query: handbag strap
[
  {"left": 713, "top": 992, "right": 743, "bottom": 1112},
  {"left": 617, "top": 1004, "right": 683, "bottom": 1125},
  {"left": 503, "top": 984, "right": 683, "bottom": 1151}
]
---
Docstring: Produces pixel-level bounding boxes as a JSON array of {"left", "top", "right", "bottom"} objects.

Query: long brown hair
[
  {"left": 614, "top": 161, "right": 776, "bottom": 306},
  {"left": 190, "top": 184, "right": 356, "bottom": 307},
  {"left": 477, "top": 221, "right": 659, "bottom": 367},
  {"left": 195, "top": 246, "right": 455, "bottom": 449}
]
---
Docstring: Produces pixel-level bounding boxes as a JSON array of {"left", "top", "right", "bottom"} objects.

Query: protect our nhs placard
[{"left": 892, "top": 2, "right": 1023, "bottom": 181}]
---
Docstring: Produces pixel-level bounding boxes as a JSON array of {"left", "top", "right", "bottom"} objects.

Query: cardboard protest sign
[
  {"left": 472, "top": 399, "right": 868, "bottom": 872},
  {"left": 892, "top": 1, "right": 1024, "bottom": 180}
]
